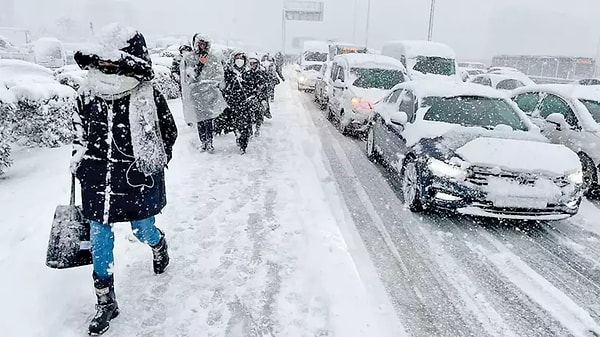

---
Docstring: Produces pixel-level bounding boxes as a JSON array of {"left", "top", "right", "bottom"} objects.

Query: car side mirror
[
  {"left": 545, "top": 113, "right": 568, "bottom": 131},
  {"left": 390, "top": 111, "right": 409, "bottom": 125},
  {"left": 333, "top": 79, "right": 346, "bottom": 89}
]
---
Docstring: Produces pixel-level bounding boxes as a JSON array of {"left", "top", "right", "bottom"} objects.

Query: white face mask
[
  {"left": 234, "top": 59, "right": 245, "bottom": 68},
  {"left": 87, "top": 69, "right": 140, "bottom": 96}
]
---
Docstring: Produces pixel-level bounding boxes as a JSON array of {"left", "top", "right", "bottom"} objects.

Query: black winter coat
[
  {"left": 73, "top": 86, "right": 178, "bottom": 223},
  {"left": 223, "top": 66, "right": 251, "bottom": 110}
]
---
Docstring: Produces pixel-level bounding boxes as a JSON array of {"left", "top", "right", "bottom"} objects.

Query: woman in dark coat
[
  {"left": 223, "top": 50, "right": 253, "bottom": 154},
  {"left": 70, "top": 23, "right": 178, "bottom": 336}
]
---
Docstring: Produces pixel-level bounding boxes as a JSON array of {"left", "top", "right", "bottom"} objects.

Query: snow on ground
[{"left": 0, "top": 84, "right": 405, "bottom": 336}]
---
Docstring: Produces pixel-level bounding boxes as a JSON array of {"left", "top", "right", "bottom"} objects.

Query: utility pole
[
  {"left": 427, "top": 0, "right": 436, "bottom": 41},
  {"left": 352, "top": 0, "right": 359, "bottom": 43},
  {"left": 365, "top": 0, "right": 372, "bottom": 47}
]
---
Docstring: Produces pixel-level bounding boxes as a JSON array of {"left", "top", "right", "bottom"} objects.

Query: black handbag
[{"left": 46, "top": 175, "right": 93, "bottom": 269}]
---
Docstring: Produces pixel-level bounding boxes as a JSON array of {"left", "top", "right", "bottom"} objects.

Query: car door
[
  {"left": 387, "top": 90, "right": 415, "bottom": 169},
  {"left": 331, "top": 63, "right": 347, "bottom": 116},
  {"left": 316, "top": 63, "right": 327, "bottom": 99},
  {"left": 535, "top": 93, "right": 581, "bottom": 145},
  {"left": 374, "top": 89, "right": 403, "bottom": 161},
  {"left": 327, "top": 63, "right": 338, "bottom": 110}
]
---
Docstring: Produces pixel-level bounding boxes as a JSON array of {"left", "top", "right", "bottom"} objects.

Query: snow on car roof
[
  {"left": 333, "top": 53, "right": 405, "bottom": 71},
  {"left": 385, "top": 40, "right": 455, "bottom": 58},
  {"left": 475, "top": 73, "right": 536, "bottom": 87},
  {"left": 0, "top": 59, "right": 53, "bottom": 79},
  {"left": 513, "top": 84, "right": 600, "bottom": 101},
  {"left": 394, "top": 80, "right": 508, "bottom": 99}
]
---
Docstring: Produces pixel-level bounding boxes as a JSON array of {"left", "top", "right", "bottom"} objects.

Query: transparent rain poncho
[{"left": 180, "top": 48, "right": 227, "bottom": 123}]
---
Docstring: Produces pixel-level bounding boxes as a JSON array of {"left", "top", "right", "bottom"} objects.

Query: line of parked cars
[{"left": 297, "top": 39, "right": 597, "bottom": 222}]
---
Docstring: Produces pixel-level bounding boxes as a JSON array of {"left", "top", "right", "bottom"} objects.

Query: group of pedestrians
[
  {"left": 174, "top": 35, "right": 285, "bottom": 154},
  {"left": 67, "top": 24, "right": 286, "bottom": 336}
]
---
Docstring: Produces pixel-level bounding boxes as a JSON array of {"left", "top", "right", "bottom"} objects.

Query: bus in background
[
  {"left": 328, "top": 43, "right": 368, "bottom": 61},
  {"left": 381, "top": 40, "right": 460, "bottom": 81},
  {"left": 301, "top": 40, "right": 329, "bottom": 65},
  {"left": 491, "top": 55, "right": 596, "bottom": 84}
]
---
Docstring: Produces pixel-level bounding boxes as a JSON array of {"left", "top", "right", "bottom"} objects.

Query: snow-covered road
[
  {"left": 291, "top": 82, "right": 600, "bottom": 337},
  {"left": 3, "top": 79, "right": 600, "bottom": 337}
]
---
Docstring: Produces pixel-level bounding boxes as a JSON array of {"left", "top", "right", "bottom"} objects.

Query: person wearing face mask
[
  {"left": 71, "top": 23, "right": 178, "bottom": 336},
  {"left": 223, "top": 50, "right": 253, "bottom": 154},
  {"left": 246, "top": 53, "right": 270, "bottom": 136},
  {"left": 262, "top": 54, "right": 284, "bottom": 102},
  {"left": 180, "top": 33, "right": 227, "bottom": 153}
]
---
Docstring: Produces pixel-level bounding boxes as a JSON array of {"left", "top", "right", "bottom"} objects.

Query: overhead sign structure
[
  {"left": 284, "top": 1, "right": 324, "bottom": 22},
  {"left": 282, "top": 1, "right": 324, "bottom": 53}
]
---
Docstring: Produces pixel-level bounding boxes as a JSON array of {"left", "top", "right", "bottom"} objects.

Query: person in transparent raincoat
[{"left": 180, "top": 33, "right": 227, "bottom": 153}]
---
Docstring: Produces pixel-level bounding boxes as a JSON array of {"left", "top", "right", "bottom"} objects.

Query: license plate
[{"left": 492, "top": 197, "right": 547, "bottom": 209}]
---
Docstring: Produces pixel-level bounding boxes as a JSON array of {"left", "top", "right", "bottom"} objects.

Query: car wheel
[
  {"left": 366, "top": 126, "right": 380, "bottom": 162},
  {"left": 580, "top": 153, "right": 598, "bottom": 197},
  {"left": 326, "top": 106, "right": 334, "bottom": 121},
  {"left": 401, "top": 158, "right": 424, "bottom": 212},
  {"left": 338, "top": 110, "right": 348, "bottom": 136}
]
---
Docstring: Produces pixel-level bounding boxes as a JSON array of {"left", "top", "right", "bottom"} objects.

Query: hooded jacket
[
  {"left": 72, "top": 24, "right": 178, "bottom": 224},
  {"left": 223, "top": 50, "right": 252, "bottom": 109},
  {"left": 180, "top": 33, "right": 227, "bottom": 123}
]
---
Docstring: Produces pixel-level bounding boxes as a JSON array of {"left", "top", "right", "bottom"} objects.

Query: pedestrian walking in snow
[
  {"left": 171, "top": 44, "right": 192, "bottom": 90},
  {"left": 262, "top": 54, "right": 285, "bottom": 102},
  {"left": 246, "top": 53, "right": 271, "bottom": 136},
  {"left": 181, "top": 34, "right": 227, "bottom": 153},
  {"left": 223, "top": 50, "right": 253, "bottom": 154},
  {"left": 71, "top": 24, "right": 178, "bottom": 336}
]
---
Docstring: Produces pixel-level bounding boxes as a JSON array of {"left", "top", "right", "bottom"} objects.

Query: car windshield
[
  {"left": 422, "top": 96, "right": 528, "bottom": 131},
  {"left": 579, "top": 99, "right": 600, "bottom": 123},
  {"left": 350, "top": 67, "right": 404, "bottom": 89},
  {"left": 303, "top": 64, "right": 322, "bottom": 71},
  {"left": 413, "top": 56, "right": 456, "bottom": 76},
  {"left": 304, "top": 51, "right": 327, "bottom": 62}
]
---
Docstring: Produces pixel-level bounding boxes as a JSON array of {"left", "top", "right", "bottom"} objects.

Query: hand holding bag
[{"left": 46, "top": 175, "right": 93, "bottom": 269}]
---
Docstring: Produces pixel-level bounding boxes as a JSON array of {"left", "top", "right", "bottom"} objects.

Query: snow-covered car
[
  {"left": 297, "top": 63, "right": 323, "bottom": 91},
  {"left": 366, "top": 81, "right": 583, "bottom": 220},
  {"left": 32, "top": 37, "right": 67, "bottom": 69},
  {"left": 512, "top": 84, "right": 600, "bottom": 196},
  {"left": 487, "top": 66, "right": 522, "bottom": 75},
  {"left": 459, "top": 68, "right": 485, "bottom": 82},
  {"left": 381, "top": 40, "right": 461, "bottom": 81},
  {"left": 471, "top": 73, "right": 534, "bottom": 92},
  {"left": 458, "top": 61, "right": 487, "bottom": 70},
  {"left": 313, "top": 61, "right": 331, "bottom": 110},
  {"left": 327, "top": 54, "right": 407, "bottom": 135},
  {"left": 575, "top": 78, "right": 600, "bottom": 86}
]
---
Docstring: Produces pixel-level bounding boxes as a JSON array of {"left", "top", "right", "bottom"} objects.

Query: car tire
[
  {"left": 366, "top": 126, "right": 380, "bottom": 162},
  {"left": 326, "top": 106, "right": 334, "bottom": 121},
  {"left": 401, "top": 158, "right": 424, "bottom": 212},
  {"left": 338, "top": 110, "right": 348, "bottom": 136},
  {"left": 580, "top": 153, "right": 598, "bottom": 198}
]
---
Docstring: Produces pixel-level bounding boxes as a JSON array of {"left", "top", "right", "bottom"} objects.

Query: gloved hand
[{"left": 70, "top": 147, "right": 86, "bottom": 175}]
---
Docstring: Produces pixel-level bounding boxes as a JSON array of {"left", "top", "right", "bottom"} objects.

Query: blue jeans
[{"left": 90, "top": 216, "right": 161, "bottom": 279}]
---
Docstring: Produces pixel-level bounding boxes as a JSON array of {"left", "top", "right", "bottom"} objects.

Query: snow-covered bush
[
  {"left": 153, "top": 65, "right": 180, "bottom": 99},
  {"left": 0, "top": 87, "right": 15, "bottom": 176},
  {"left": 7, "top": 83, "right": 76, "bottom": 147}
]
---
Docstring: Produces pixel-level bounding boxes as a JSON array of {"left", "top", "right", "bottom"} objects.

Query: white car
[
  {"left": 297, "top": 63, "right": 323, "bottom": 91},
  {"left": 32, "top": 37, "right": 67, "bottom": 69},
  {"left": 327, "top": 54, "right": 408, "bottom": 135},
  {"left": 381, "top": 40, "right": 461, "bottom": 81},
  {"left": 512, "top": 84, "right": 600, "bottom": 196},
  {"left": 471, "top": 73, "right": 534, "bottom": 92},
  {"left": 367, "top": 81, "right": 583, "bottom": 220}
]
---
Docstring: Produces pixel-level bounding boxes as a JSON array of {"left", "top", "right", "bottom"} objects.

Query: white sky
[{"left": 7, "top": 0, "right": 600, "bottom": 60}]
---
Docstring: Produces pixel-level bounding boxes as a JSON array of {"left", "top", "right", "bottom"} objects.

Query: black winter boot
[
  {"left": 88, "top": 274, "right": 119, "bottom": 336},
  {"left": 151, "top": 229, "right": 169, "bottom": 274}
]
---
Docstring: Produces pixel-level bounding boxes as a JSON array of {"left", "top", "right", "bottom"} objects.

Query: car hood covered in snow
[
  {"left": 454, "top": 137, "right": 581, "bottom": 176},
  {"left": 351, "top": 87, "right": 389, "bottom": 104}
]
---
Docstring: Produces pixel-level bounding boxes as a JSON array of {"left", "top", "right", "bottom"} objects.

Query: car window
[
  {"left": 497, "top": 79, "right": 525, "bottom": 90},
  {"left": 472, "top": 76, "right": 483, "bottom": 84},
  {"left": 336, "top": 65, "right": 345, "bottom": 82},
  {"left": 350, "top": 68, "right": 405, "bottom": 89},
  {"left": 578, "top": 99, "right": 600, "bottom": 123},
  {"left": 386, "top": 89, "right": 402, "bottom": 103},
  {"left": 422, "top": 96, "right": 529, "bottom": 131},
  {"left": 330, "top": 63, "right": 338, "bottom": 81},
  {"left": 538, "top": 94, "right": 579, "bottom": 127},
  {"left": 481, "top": 77, "right": 492, "bottom": 86},
  {"left": 413, "top": 56, "right": 456, "bottom": 76},
  {"left": 398, "top": 90, "right": 416, "bottom": 122},
  {"left": 513, "top": 92, "right": 540, "bottom": 113}
]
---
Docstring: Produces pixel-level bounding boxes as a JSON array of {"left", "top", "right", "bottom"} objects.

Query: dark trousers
[
  {"left": 197, "top": 119, "right": 214, "bottom": 144},
  {"left": 234, "top": 111, "right": 252, "bottom": 151}
]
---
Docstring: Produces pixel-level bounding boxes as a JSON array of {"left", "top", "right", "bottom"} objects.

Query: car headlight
[
  {"left": 428, "top": 158, "right": 467, "bottom": 180},
  {"left": 298, "top": 75, "right": 307, "bottom": 83},
  {"left": 568, "top": 170, "right": 583, "bottom": 185},
  {"left": 351, "top": 97, "right": 374, "bottom": 110}
]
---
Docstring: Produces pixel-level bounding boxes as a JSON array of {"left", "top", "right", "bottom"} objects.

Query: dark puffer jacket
[{"left": 73, "top": 28, "right": 178, "bottom": 223}]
